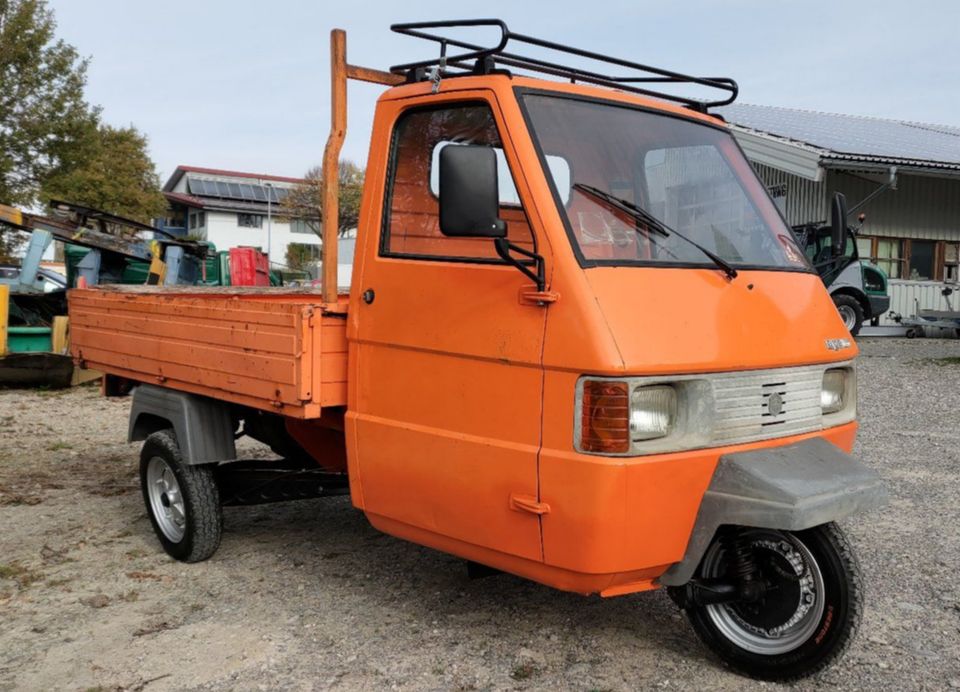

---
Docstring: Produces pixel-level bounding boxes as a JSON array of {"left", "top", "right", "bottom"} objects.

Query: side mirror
[
  {"left": 830, "top": 192, "right": 848, "bottom": 257},
  {"left": 438, "top": 145, "right": 507, "bottom": 238}
]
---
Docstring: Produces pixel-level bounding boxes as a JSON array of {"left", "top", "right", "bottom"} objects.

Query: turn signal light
[{"left": 580, "top": 380, "right": 630, "bottom": 453}]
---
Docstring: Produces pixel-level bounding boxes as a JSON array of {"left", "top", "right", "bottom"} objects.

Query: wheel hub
[
  {"left": 838, "top": 305, "right": 856, "bottom": 330},
  {"left": 145, "top": 457, "right": 187, "bottom": 543},
  {"left": 701, "top": 529, "right": 825, "bottom": 655}
]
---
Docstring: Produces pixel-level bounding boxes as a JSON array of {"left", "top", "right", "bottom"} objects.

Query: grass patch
[
  {"left": 930, "top": 356, "right": 960, "bottom": 366},
  {"left": 510, "top": 663, "right": 537, "bottom": 680},
  {"left": 45, "top": 577, "right": 75, "bottom": 588},
  {"left": 46, "top": 441, "right": 73, "bottom": 452},
  {"left": 0, "top": 561, "right": 43, "bottom": 588}
]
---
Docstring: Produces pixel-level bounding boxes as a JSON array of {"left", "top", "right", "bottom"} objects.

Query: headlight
[
  {"left": 630, "top": 385, "right": 676, "bottom": 441},
  {"left": 578, "top": 380, "right": 678, "bottom": 453},
  {"left": 821, "top": 369, "right": 847, "bottom": 414}
]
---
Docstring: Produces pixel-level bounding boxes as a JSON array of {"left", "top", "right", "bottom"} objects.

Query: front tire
[
  {"left": 139, "top": 429, "right": 222, "bottom": 562},
  {"left": 833, "top": 295, "right": 864, "bottom": 336},
  {"left": 675, "top": 523, "right": 862, "bottom": 681}
]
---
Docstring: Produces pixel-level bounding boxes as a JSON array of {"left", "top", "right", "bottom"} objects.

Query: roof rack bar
[{"left": 390, "top": 19, "right": 738, "bottom": 110}]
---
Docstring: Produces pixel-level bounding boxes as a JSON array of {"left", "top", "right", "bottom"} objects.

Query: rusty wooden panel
[
  {"left": 69, "top": 288, "right": 349, "bottom": 417},
  {"left": 72, "top": 308, "right": 298, "bottom": 354}
]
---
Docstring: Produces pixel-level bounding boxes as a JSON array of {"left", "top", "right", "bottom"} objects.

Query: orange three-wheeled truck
[{"left": 68, "top": 21, "right": 886, "bottom": 680}]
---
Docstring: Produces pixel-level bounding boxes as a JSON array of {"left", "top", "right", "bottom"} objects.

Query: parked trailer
[{"left": 69, "top": 22, "right": 885, "bottom": 681}]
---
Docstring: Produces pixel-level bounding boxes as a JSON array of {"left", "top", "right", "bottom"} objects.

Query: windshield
[{"left": 520, "top": 93, "right": 809, "bottom": 270}]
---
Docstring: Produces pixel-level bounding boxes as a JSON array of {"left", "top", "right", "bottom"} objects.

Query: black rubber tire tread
[
  {"left": 680, "top": 523, "right": 863, "bottom": 682},
  {"left": 139, "top": 429, "right": 222, "bottom": 563},
  {"left": 833, "top": 295, "right": 864, "bottom": 336}
]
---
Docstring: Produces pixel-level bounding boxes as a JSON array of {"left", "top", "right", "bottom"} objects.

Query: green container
[{"left": 8, "top": 326, "right": 53, "bottom": 353}]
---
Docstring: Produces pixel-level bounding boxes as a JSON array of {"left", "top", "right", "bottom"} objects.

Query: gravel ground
[{"left": 0, "top": 338, "right": 958, "bottom": 691}]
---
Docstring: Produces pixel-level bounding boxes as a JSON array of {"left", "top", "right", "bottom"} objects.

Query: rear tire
[
  {"left": 674, "top": 523, "right": 862, "bottom": 681},
  {"left": 833, "top": 295, "right": 864, "bottom": 336},
  {"left": 139, "top": 429, "right": 222, "bottom": 562}
]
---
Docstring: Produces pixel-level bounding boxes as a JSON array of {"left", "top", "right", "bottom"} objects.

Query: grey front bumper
[
  {"left": 868, "top": 294, "right": 891, "bottom": 319},
  {"left": 658, "top": 438, "right": 887, "bottom": 586}
]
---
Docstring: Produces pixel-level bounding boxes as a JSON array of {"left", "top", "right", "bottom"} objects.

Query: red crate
[{"left": 228, "top": 247, "right": 270, "bottom": 286}]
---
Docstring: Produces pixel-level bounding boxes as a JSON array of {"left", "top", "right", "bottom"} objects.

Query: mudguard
[
  {"left": 658, "top": 437, "right": 886, "bottom": 586},
  {"left": 128, "top": 384, "right": 236, "bottom": 465}
]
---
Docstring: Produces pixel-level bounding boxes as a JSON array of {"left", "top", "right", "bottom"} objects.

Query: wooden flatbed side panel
[{"left": 68, "top": 289, "right": 348, "bottom": 417}]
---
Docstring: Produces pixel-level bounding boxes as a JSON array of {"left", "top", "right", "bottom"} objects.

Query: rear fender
[
  {"left": 129, "top": 384, "right": 236, "bottom": 465},
  {"left": 658, "top": 438, "right": 886, "bottom": 586}
]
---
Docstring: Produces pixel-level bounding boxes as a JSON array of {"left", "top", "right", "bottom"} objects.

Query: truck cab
[{"left": 68, "top": 21, "right": 885, "bottom": 681}]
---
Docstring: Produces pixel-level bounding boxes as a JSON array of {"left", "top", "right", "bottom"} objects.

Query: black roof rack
[{"left": 390, "top": 19, "right": 738, "bottom": 112}]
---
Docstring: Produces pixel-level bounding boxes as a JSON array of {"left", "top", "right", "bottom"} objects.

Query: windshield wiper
[{"left": 572, "top": 183, "right": 738, "bottom": 280}]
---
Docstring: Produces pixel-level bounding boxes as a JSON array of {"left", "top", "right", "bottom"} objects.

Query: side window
[{"left": 382, "top": 103, "right": 534, "bottom": 261}]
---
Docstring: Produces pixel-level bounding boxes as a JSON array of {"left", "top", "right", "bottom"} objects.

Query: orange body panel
[
  {"left": 340, "top": 75, "right": 861, "bottom": 595},
  {"left": 69, "top": 287, "right": 348, "bottom": 418}
]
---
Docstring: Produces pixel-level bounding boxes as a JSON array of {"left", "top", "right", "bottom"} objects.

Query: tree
[
  {"left": 0, "top": 1, "right": 166, "bottom": 260},
  {"left": 279, "top": 160, "right": 364, "bottom": 239},
  {"left": 43, "top": 124, "right": 167, "bottom": 224},
  {"left": 0, "top": 0, "right": 95, "bottom": 207}
]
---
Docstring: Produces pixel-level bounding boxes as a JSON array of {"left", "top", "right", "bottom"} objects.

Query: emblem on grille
[{"left": 767, "top": 391, "right": 784, "bottom": 417}]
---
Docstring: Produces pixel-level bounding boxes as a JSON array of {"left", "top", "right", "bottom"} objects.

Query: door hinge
[
  {"left": 509, "top": 493, "right": 551, "bottom": 515},
  {"left": 518, "top": 286, "right": 560, "bottom": 307}
]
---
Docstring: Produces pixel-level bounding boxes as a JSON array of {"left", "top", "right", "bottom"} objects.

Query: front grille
[{"left": 710, "top": 366, "right": 824, "bottom": 445}]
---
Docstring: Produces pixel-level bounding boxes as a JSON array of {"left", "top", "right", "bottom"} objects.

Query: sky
[{"left": 47, "top": 0, "right": 960, "bottom": 184}]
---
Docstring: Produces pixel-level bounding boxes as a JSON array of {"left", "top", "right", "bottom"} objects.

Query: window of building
[
  {"left": 290, "top": 218, "right": 317, "bottom": 235},
  {"left": 197, "top": 211, "right": 205, "bottom": 228},
  {"left": 238, "top": 213, "right": 263, "bottom": 228},
  {"left": 189, "top": 212, "right": 197, "bottom": 230},
  {"left": 908, "top": 240, "right": 936, "bottom": 280},
  {"left": 381, "top": 102, "right": 534, "bottom": 261},
  {"left": 874, "top": 238, "right": 902, "bottom": 279},
  {"left": 945, "top": 242, "right": 959, "bottom": 282}
]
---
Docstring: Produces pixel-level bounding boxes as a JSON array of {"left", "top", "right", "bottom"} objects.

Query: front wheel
[
  {"left": 673, "top": 523, "right": 862, "bottom": 681},
  {"left": 833, "top": 295, "right": 864, "bottom": 336}
]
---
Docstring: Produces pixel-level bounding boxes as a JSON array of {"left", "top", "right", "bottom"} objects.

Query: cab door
[{"left": 348, "top": 93, "right": 548, "bottom": 562}]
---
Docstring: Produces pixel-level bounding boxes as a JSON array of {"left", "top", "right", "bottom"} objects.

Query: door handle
[
  {"left": 509, "top": 493, "right": 550, "bottom": 515},
  {"left": 362, "top": 288, "right": 375, "bottom": 304}
]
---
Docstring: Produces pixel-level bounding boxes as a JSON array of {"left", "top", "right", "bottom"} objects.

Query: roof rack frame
[{"left": 390, "top": 19, "right": 738, "bottom": 112}]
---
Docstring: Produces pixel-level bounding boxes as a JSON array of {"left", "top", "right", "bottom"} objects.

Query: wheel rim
[
  {"left": 837, "top": 305, "right": 857, "bottom": 330},
  {"left": 146, "top": 457, "right": 187, "bottom": 543},
  {"left": 701, "top": 529, "right": 825, "bottom": 655}
]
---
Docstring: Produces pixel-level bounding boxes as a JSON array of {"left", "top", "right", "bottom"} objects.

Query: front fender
[{"left": 658, "top": 437, "right": 886, "bottom": 586}]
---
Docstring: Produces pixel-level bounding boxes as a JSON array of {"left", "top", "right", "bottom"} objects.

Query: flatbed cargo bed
[{"left": 69, "top": 285, "right": 348, "bottom": 418}]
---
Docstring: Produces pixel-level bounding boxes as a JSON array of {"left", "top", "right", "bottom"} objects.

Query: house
[
  {"left": 720, "top": 104, "right": 960, "bottom": 321},
  {"left": 160, "top": 166, "right": 320, "bottom": 271}
]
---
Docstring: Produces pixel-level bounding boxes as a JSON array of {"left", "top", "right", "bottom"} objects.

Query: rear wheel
[
  {"left": 674, "top": 523, "right": 862, "bottom": 681},
  {"left": 140, "top": 429, "right": 222, "bottom": 562},
  {"left": 833, "top": 295, "right": 864, "bottom": 336}
]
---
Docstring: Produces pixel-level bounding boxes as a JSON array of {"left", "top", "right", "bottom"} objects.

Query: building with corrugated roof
[{"left": 720, "top": 104, "right": 960, "bottom": 321}]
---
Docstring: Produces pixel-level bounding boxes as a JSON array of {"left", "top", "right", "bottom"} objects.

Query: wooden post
[
  {"left": 321, "top": 29, "right": 347, "bottom": 307},
  {"left": 51, "top": 316, "right": 69, "bottom": 354},
  {"left": 0, "top": 284, "right": 7, "bottom": 356}
]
